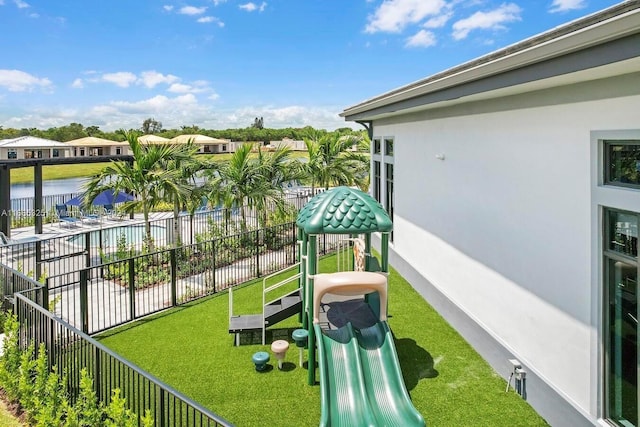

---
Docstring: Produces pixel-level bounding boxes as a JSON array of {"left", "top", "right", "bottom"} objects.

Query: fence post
[
  {"left": 211, "top": 239, "right": 217, "bottom": 293},
  {"left": 85, "top": 231, "right": 91, "bottom": 270},
  {"left": 159, "top": 388, "right": 166, "bottom": 427},
  {"left": 291, "top": 222, "right": 296, "bottom": 265},
  {"left": 79, "top": 269, "right": 89, "bottom": 334},
  {"left": 255, "top": 229, "right": 260, "bottom": 278},
  {"left": 42, "top": 277, "right": 49, "bottom": 311},
  {"left": 128, "top": 258, "right": 136, "bottom": 321},
  {"left": 93, "top": 345, "right": 102, "bottom": 403},
  {"left": 35, "top": 240, "right": 42, "bottom": 281},
  {"left": 170, "top": 248, "right": 177, "bottom": 307}
]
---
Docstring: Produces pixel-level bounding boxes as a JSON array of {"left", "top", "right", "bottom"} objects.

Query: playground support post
[
  {"left": 307, "top": 234, "right": 317, "bottom": 386},
  {"left": 381, "top": 232, "right": 389, "bottom": 273},
  {"left": 301, "top": 230, "right": 308, "bottom": 328}
]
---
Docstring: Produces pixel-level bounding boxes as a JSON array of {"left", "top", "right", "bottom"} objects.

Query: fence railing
[
  {"left": 9, "top": 192, "right": 83, "bottom": 229},
  {"left": 1, "top": 261, "right": 233, "bottom": 427},
  {"left": 44, "top": 221, "right": 343, "bottom": 335},
  {"left": 2, "top": 192, "right": 314, "bottom": 278}
]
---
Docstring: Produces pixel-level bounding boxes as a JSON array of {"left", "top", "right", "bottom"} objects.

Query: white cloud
[
  {"left": 179, "top": 6, "right": 207, "bottom": 15},
  {"left": 13, "top": 0, "right": 29, "bottom": 8},
  {"left": 405, "top": 29, "right": 437, "bottom": 48},
  {"left": 423, "top": 11, "right": 452, "bottom": 28},
  {"left": 365, "top": 0, "right": 447, "bottom": 33},
  {"left": 549, "top": 0, "right": 586, "bottom": 13},
  {"left": 0, "top": 69, "right": 52, "bottom": 92},
  {"left": 71, "top": 78, "right": 83, "bottom": 89},
  {"left": 208, "top": 92, "right": 220, "bottom": 101},
  {"left": 239, "top": 2, "right": 267, "bottom": 12},
  {"left": 197, "top": 16, "right": 224, "bottom": 26},
  {"left": 212, "top": 0, "right": 227, "bottom": 5},
  {"left": 452, "top": 3, "right": 521, "bottom": 40},
  {"left": 163, "top": 5, "right": 174, "bottom": 11},
  {"left": 139, "top": 71, "right": 179, "bottom": 88},
  {"left": 101, "top": 72, "right": 137, "bottom": 88},
  {"left": 111, "top": 94, "right": 198, "bottom": 114}
]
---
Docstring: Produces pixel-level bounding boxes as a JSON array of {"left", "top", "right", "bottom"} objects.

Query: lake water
[{"left": 11, "top": 177, "right": 88, "bottom": 199}]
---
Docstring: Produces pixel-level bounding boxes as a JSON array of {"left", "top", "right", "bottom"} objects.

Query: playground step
[
  {"left": 228, "top": 289, "right": 302, "bottom": 336},
  {"left": 265, "top": 292, "right": 302, "bottom": 326},
  {"left": 229, "top": 314, "right": 263, "bottom": 333}
]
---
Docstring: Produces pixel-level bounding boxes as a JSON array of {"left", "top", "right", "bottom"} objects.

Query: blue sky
[{"left": 0, "top": 0, "right": 624, "bottom": 131}]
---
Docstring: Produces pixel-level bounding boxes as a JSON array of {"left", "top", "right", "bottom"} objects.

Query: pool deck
[{"left": 9, "top": 211, "right": 175, "bottom": 240}]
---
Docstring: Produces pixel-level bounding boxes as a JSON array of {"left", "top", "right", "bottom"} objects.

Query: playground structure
[{"left": 229, "top": 186, "right": 425, "bottom": 426}]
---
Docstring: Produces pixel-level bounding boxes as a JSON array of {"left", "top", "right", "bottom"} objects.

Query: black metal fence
[
  {"left": 2, "top": 192, "right": 314, "bottom": 278},
  {"left": 9, "top": 192, "right": 83, "bottom": 229},
  {"left": 44, "top": 221, "right": 342, "bottom": 335},
  {"left": 1, "top": 261, "right": 232, "bottom": 427}
]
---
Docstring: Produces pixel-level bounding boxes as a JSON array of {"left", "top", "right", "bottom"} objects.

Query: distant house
[
  {"left": 269, "top": 138, "right": 306, "bottom": 151},
  {"left": 138, "top": 134, "right": 170, "bottom": 144},
  {"left": 168, "top": 134, "right": 232, "bottom": 154},
  {"left": 341, "top": 2, "right": 640, "bottom": 426},
  {"left": 0, "top": 136, "right": 71, "bottom": 160},
  {"left": 65, "top": 136, "right": 129, "bottom": 156}
]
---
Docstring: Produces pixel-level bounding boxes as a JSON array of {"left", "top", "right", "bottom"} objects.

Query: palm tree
[
  {"left": 211, "top": 143, "right": 262, "bottom": 233},
  {"left": 84, "top": 131, "right": 199, "bottom": 251},
  {"left": 253, "top": 145, "right": 304, "bottom": 227},
  {"left": 302, "top": 131, "right": 369, "bottom": 193},
  {"left": 156, "top": 138, "right": 202, "bottom": 246}
]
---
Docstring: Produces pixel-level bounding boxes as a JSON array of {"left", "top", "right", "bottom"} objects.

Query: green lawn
[
  {"left": 9, "top": 152, "right": 311, "bottom": 184},
  {"left": 99, "top": 255, "right": 548, "bottom": 427}
]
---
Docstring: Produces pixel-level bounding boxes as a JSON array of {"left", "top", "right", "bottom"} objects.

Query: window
[
  {"left": 604, "top": 207, "right": 638, "bottom": 426},
  {"left": 386, "top": 163, "right": 394, "bottom": 241},
  {"left": 79, "top": 149, "right": 85, "bottom": 156},
  {"left": 52, "top": 149, "right": 59, "bottom": 158},
  {"left": 373, "top": 161, "right": 381, "bottom": 203},
  {"left": 7, "top": 149, "right": 17, "bottom": 159},
  {"left": 115, "top": 147, "right": 122, "bottom": 155},
  {"left": 605, "top": 140, "right": 640, "bottom": 188},
  {"left": 222, "top": 144, "right": 227, "bottom": 152},
  {"left": 373, "top": 138, "right": 381, "bottom": 154},
  {"left": 385, "top": 138, "right": 394, "bottom": 156}
]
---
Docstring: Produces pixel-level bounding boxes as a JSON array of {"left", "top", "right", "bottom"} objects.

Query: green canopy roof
[{"left": 296, "top": 186, "right": 393, "bottom": 234}]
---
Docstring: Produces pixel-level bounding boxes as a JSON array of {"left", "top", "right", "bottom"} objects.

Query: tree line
[{"left": 0, "top": 121, "right": 365, "bottom": 144}]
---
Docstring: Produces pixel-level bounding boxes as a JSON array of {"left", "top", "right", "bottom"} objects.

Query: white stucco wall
[{"left": 373, "top": 77, "right": 640, "bottom": 419}]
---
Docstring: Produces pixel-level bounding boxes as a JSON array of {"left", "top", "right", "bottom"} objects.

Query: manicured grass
[
  {"left": 9, "top": 152, "right": 311, "bottom": 184},
  {"left": 99, "top": 255, "right": 548, "bottom": 427},
  {"left": 10, "top": 163, "right": 111, "bottom": 184}
]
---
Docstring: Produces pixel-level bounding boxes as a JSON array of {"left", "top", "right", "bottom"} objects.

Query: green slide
[{"left": 315, "top": 322, "right": 426, "bottom": 427}]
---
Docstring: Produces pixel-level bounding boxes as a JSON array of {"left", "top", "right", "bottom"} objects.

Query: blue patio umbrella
[
  {"left": 91, "top": 189, "right": 135, "bottom": 206},
  {"left": 65, "top": 189, "right": 134, "bottom": 206},
  {"left": 64, "top": 195, "right": 84, "bottom": 206}
]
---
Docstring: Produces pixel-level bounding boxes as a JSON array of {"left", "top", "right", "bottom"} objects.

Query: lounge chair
[
  {"left": 80, "top": 209, "right": 100, "bottom": 225},
  {"left": 55, "top": 204, "right": 81, "bottom": 228},
  {"left": 103, "top": 204, "right": 125, "bottom": 221}
]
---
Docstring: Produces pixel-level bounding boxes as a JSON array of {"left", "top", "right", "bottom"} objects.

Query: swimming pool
[{"left": 67, "top": 224, "right": 167, "bottom": 248}]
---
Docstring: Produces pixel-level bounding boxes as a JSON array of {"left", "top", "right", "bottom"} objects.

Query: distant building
[
  {"left": 0, "top": 136, "right": 71, "bottom": 160},
  {"left": 168, "top": 134, "right": 233, "bottom": 153},
  {"left": 64, "top": 136, "right": 129, "bottom": 156},
  {"left": 268, "top": 138, "right": 306, "bottom": 151},
  {"left": 341, "top": 2, "right": 640, "bottom": 426}
]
